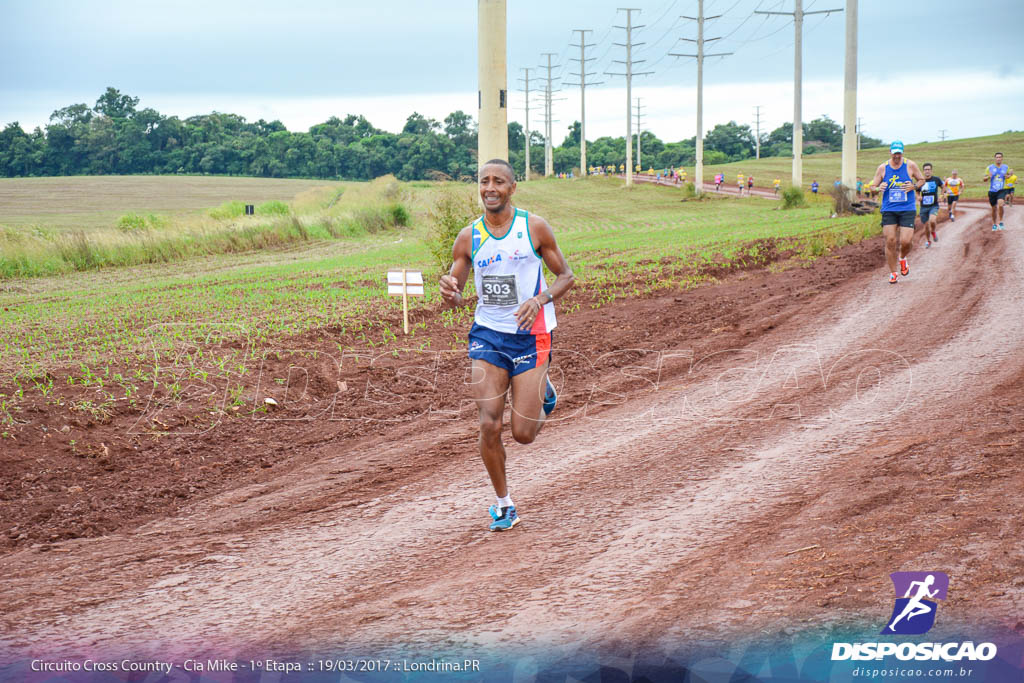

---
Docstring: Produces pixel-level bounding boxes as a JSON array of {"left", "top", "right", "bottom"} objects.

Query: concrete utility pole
[
  {"left": 606, "top": 8, "right": 652, "bottom": 187},
  {"left": 516, "top": 67, "right": 537, "bottom": 180},
  {"left": 840, "top": 0, "right": 857, "bottom": 200},
  {"left": 477, "top": 0, "right": 508, "bottom": 171},
  {"left": 755, "top": 0, "right": 841, "bottom": 189},
  {"left": 939, "top": 129, "right": 948, "bottom": 141},
  {"left": 564, "top": 29, "right": 602, "bottom": 175},
  {"left": 670, "top": 0, "right": 732, "bottom": 197},
  {"left": 540, "top": 52, "right": 561, "bottom": 176},
  {"left": 753, "top": 105, "right": 763, "bottom": 160},
  {"left": 635, "top": 97, "right": 646, "bottom": 170}
]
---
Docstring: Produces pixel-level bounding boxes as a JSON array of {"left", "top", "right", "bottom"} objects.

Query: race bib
[
  {"left": 992, "top": 176, "right": 1004, "bottom": 190},
  {"left": 480, "top": 274, "right": 518, "bottom": 306},
  {"left": 923, "top": 195, "right": 935, "bottom": 205},
  {"left": 888, "top": 188, "right": 907, "bottom": 203}
]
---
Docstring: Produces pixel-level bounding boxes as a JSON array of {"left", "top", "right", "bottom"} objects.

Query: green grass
[
  {"left": 0, "top": 176, "right": 412, "bottom": 278},
  {"left": 0, "top": 175, "right": 874, "bottom": 395},
  {"left": 661, "top": 131, "right": 1024, "bottom": 199}
]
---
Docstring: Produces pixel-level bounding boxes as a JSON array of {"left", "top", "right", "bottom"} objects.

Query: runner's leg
[
  {"left": 899, "top": 225, "right": 914, "bottom": 259},
  {"left": 508, "top": 360, "right": 550, "bottom": 444},
  {"left": 471, "top": 359, "right": 512, "bottom": 497},
  {"left": 883, "top": 224, "right": 900, "bottom": 274}
]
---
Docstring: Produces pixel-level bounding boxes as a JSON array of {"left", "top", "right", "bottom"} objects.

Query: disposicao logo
[
  {"left": 882, "top": 571, "right": 948, "bottom": 635},
  {"left": 831, "top": 572, "right": 998, "bottom": 663}
]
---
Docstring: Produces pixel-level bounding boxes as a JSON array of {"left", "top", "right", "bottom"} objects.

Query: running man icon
[{"left": 881, "top": 571, "right": 949, "bottom": 635}]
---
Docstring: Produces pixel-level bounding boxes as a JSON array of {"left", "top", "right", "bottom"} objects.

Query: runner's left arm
[{"left": 514, "top": 215, "right": 576, "bottom": 329}]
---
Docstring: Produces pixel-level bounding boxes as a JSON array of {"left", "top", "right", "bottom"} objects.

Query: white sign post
[{"left": 387, "top": 269, "right": 424, "bottom": 334}]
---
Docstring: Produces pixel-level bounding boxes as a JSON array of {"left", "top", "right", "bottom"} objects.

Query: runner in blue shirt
[
  {"left": 868, "top": 141, "right": 926, "bottom": 284},
  {"left": 982, "top": 152, "right": 1009, "bottom": 230},
  {"left": 811, "top": 181, "right": 819, "bottom": 195}
]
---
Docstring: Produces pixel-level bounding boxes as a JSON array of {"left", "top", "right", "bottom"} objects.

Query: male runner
[
  {"left": 918, "top": 163, "right": 944, "bottom": 247},
  {"left": 737, "top": 172, "right": 745, "bottom": 195},
  {"left": 811, "top": 180, "right": 819, "bottom": 195},
  {"left": 747, "top": 175, "right": 755, "bottom": 194},
  {"left": 856, "top": 177, "right": 863, "bottom": 197},
  {"left": 715, "top": 173, "right": 723, "bottom": 192},
  {"left": 944, "top": 169, "right": 964, "bottom": 221},
  {"left": 773, "top": 178, "right": 781, "bottom": 196},
  {"left": 439, "top": 159, "right": 575, "bottom": 532},
  {"left": 983, "top": 152, "right": 1010, "bottom": 230},
  {"left": 868, "top": 141, "right": 926, "bottom": 284},
  {"left": 1006, "top": 171, "right": 1016, "bottom": 206}
]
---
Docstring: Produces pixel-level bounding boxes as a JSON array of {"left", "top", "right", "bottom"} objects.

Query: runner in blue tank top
[
  {"left": 982, "top": 151, "right": 1010, "bottom": 230},
  {"left": 440, "top": 158, "right": 576, "bottom": 532},
  {"left": 868, "top": 141, "right": 926, "bottom": 284}
]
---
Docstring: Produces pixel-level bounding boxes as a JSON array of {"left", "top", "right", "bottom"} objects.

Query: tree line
[{"left": 0, "top": 87, "right": 882, "bottom": 181}]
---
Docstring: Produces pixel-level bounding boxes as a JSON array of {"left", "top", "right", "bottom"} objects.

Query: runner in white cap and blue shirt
[{"left": 868, "top": 141, "right": 927, "bottom": 284}]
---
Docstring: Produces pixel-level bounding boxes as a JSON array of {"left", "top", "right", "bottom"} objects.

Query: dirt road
[{"left": 2, "top": 204, "right": 1022, "bottom": 664}]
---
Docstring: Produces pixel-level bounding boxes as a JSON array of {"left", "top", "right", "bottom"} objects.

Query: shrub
[
  {"left": 782, "top": 187, "right": 806, "bottom": 209},
  {"left": 116, "top": 213, "right": 147, "bottom": 232},
  {"left": 388, "top": 202, "right": 410, "bottom": 226},
  {"left": 425, "top": 185, "right": 479, "bottom": 275},
  {"left": 208, "top": 201, "right": 245, "bottom": 220},
  {"left": 257, "top": 200, "right": 290, "bottom": 216}
]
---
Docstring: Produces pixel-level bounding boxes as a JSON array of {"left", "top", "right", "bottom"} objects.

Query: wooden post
[{"left": 402, "top": 268, "right": 409, "bottom": 335}]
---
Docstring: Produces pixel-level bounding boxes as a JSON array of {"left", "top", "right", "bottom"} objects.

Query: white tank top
[{"left": 471, "top": 208, "right": 556, "bottom": 335}]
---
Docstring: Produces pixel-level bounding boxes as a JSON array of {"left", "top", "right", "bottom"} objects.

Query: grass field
[
  {"left": 0, "top": 175, "right": 874, "bottom": 408},
  {"left": 688, "top": 131, "right": 1024, "bottom": 198},
  {"left": 0, "top": 175, "right": 346, "bottom": 230}
]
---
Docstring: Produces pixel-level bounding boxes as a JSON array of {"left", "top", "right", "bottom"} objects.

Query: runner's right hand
[{"left": 439, "top": 274, "right": 461, "bottom": 302}]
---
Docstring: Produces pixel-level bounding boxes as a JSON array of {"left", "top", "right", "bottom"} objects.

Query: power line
[
  {"left": 669, "top": 0, "right": 733, "bottom": 196},
  {"left": 563, "top": 29, "right": 603, "bottom": 174},
  {"left": 754, "top": 0, "right": 842, "bottom": 187},
  {"left": 606, "top": 8, "right": 653, "bottom": 187}
]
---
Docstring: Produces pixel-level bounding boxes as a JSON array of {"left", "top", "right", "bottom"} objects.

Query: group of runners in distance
[
  {"left": 869, "top": 142, "right": 1012, "bottom": 284},
  {"left": 442, "top": 145, "right": 1011, "bottom": 531}
]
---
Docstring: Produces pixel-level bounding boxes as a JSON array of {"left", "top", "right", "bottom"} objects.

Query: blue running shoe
[
  {"left": 542, "top": 376, "right": 557, "bottom": 416},
  {"left": 999, "top": 222, "right": 1005, "bottom": 230},
  {"left": 489, "top": 505, "right": 519, "bottom": 531},
  {"left": 993, "top": 224, "right": 999, "bottom": 231}
]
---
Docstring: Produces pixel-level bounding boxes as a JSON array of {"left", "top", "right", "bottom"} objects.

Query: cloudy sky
[{"left": 2, "top": 0, "right": 1022, "bottom": 146}]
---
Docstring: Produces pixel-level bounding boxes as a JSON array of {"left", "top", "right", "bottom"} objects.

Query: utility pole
[
  {"left": 477, "top": 0, "right": 508, "bottom": 172},
  {"left": 540, "top": 52, "right": 561, "bottom": 177},
  {"left": 564, "top": 29, "right": 602, "bottom": 176},
  {"left": 840, "top": 0, "right": 857, "bottom": 200},
  {"left": 670, "top": 0, "right": 732, "bottom": 197},
  {"left": 516, "top": 67, "right": 538, "bottom": 180},
  {"left": 939, "top": 129, "right": 948, "bottom": 141},
  {"left": 635, "top": 97, "right": 646, "bottom": 170},
  {"left": 606, "top": 8, "right": 652, "bottom": 187},
  {"left": 755, "top": 0, "right": 842, "bottom": 189},
  {"left": 753, "top": 105, "right": 763, "bottom": 160}
]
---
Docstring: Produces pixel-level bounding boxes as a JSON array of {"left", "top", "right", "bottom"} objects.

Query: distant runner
[
  {"left": 983, "top": 152, "right": 1009, "bottom": 230},
  {"left": 715, "top": 173, "right": 723, "bottom": 192},
  {"left": 944, "top": 170, "right": 964, "bottom": 221},
  {"left": 918, "top": 163, "right": 944, "bottom": 248},
  {"left": 773, "top": 178, "right": 781, "bottom": 196},
  {"left": 737, "top": 173, "right": 745, "bottom": 195},
  {"left": 868, "top": 140, "right": 926, "bottom": 284},
  {"left": 1007, "top": 171, "right": 1016, "bottom": 206},
  {"left": 811, "top": 180, "right": 819, "bottom": 195},
  {"left": 856, "top": 177, "right": 864, "bottom": 197},
  {"left": 747, "top": 175, "right": 755, "bottom": 194},
  {"left": 439, "top": 158, "right": 575, "bottom": 531}
]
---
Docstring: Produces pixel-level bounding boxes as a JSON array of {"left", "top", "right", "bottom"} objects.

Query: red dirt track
[{"left": 2, "top": 202, "right": 1023, "bottom": 660}]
